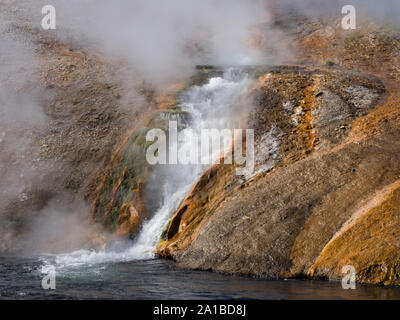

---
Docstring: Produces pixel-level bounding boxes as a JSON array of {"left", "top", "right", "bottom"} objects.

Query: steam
[
  {"left": 0, "top": 9, "right": 44, "bottom": 253},
  {"left": 274, "top": 0, "right": 400, "bottom": 24},
  {"left": 0, "top": 3, "right": 100, "bottom": 255},
  {"left": 16, "top": 0, "right": 282, "bottom": 84}
]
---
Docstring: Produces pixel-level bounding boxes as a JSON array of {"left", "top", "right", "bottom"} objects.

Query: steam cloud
[
  {"left": 274, "top": 0, "right": 400, "bottom": 24},
  {"left": 20, "top": 0, "right": 280, "bottom": 84},
  {"left": 0, "top": 2, "right": 100, "bottom": 255}
]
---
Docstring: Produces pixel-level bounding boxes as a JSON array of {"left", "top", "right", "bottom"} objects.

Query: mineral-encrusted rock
[{"left": 157, "top": 65, "right": 400, "bottom": 285}]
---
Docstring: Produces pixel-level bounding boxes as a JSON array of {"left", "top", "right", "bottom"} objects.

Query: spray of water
[{"left": 42, "top": 70, "right": 252, "bottom": 269}]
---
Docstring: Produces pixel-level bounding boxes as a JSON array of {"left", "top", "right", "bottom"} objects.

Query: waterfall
[{"left": 43, "top": 69, "right": 251, "bottom": 268}]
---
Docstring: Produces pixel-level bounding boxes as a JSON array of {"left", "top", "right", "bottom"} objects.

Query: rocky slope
[{"left": 157, "top": 18, "right": 400, "bottom": 285}]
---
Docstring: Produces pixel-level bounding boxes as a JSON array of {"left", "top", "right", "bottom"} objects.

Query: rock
[
  {"left": 308, "top": 181, "right": 400, "bottom": 286},
  {"left": 157, "top": 65, "right": 400, "bottom": 286}
]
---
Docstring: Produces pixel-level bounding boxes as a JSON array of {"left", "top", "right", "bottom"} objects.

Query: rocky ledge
[
  {"left": 156, "top": 47, "right": 400, "bottom": 286},
  {"left": 155, "top": 14, "right": 400, "bottom": 284}
]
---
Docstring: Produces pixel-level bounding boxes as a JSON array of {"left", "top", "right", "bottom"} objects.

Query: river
[{"left": 2, "top": 256, "right": 400, "bottom": 300}]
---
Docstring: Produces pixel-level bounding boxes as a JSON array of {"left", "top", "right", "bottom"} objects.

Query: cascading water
[{"left": 41, "top": 69, "right": 252, "bottom": 269}]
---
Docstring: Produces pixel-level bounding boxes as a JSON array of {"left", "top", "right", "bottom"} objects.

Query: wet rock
[{"left": 157, "top": 66, "right": 400, "bottom": 286}]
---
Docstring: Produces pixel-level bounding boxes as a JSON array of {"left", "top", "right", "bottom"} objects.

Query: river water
[{"left": 2, "top": 256, "right": 400, "bottom": 300}]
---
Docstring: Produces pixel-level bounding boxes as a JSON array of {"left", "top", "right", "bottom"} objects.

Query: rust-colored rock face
[
  {"left": 158, "top": 67, "right": 386, "bottom": 257},
  {"left": 157, "top": 162, "right": 237, "bottom": 257},
  {"left": 157, "top": 18, "right": 400, "bottom": 285},
  {"left": 309, "top": 181, "right": 400, "bottom": 286}
]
